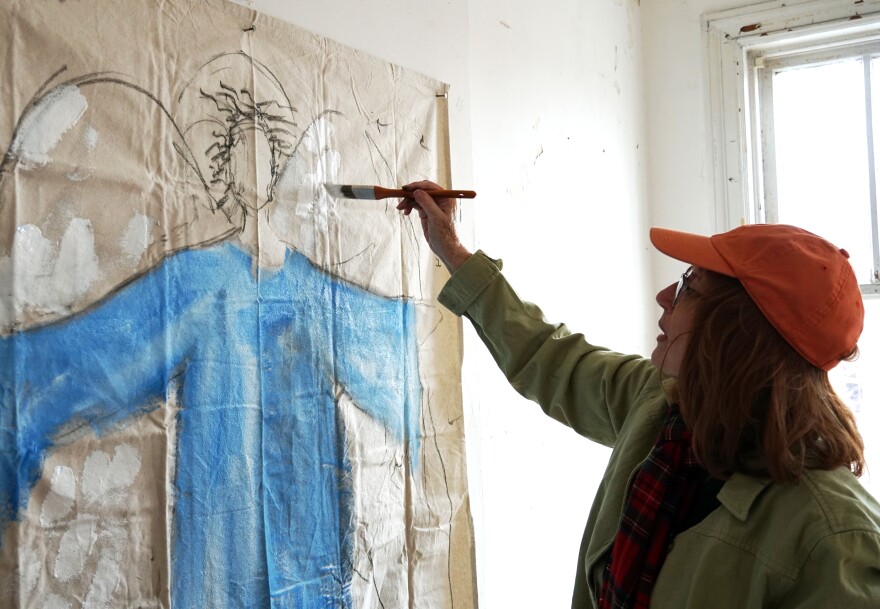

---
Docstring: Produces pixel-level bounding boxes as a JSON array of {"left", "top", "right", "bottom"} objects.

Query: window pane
[
  {"left": 773, "top": 59, "right": 879, "bottom": 499},
  {"left": 870, "top": 57, "right": 880, "bottom": 284},
  {"left": 772, "top": 59, "right": 875, "bottom": 285},
  {"left": 830, "top": 297, "right": 880, "bottom": 500}
]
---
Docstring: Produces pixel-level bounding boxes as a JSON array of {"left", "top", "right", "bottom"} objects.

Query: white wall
[
  {"left": 242, "top": 1, "right": 654, "bottom": 607},
  {"left": 641, "top": 0, "right": 757, "bottom": 294},
  {"left": 466, "top": 2, "right": 652, "bottom": 608}
]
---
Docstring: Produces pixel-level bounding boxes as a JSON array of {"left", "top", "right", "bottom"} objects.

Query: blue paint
[{"left": 0, "top": 243, "right": 421, "bottom": 608}]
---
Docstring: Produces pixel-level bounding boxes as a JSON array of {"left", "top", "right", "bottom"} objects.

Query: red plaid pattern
[{"left": 598, "top": 404, "right": 703, "bottom": 609}]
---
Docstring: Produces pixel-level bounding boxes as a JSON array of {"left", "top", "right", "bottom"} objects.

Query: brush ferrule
[{"left": 348, "top": 185, "right": 376, "bottom": 199}]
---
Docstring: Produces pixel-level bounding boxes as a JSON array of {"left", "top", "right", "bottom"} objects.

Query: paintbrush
[{"left": 324, "top": 184, "right": 476, "bottom": 200}]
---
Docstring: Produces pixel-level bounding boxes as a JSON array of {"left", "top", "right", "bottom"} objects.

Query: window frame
[
  {"left": 752, "top": 42, "right": 880, "bottom": 294},
  {"left": 704, "top": 0, "right": 880, "bottom": 228},
  {"left": 705, "top": 0, "right": 880, "bottom": 502}
]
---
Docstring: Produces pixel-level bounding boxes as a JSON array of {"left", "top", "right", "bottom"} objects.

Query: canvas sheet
[{"left": 0, "top": 1, "right": 475, "bottom": 607}]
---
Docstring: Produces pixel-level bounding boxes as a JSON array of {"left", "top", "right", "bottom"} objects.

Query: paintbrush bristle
[
  {"left": 323, "top": 183, "right": 348, "bottom": 198},
  {"left": 323, "top": 184, "right": 377, "bottom": 199}
]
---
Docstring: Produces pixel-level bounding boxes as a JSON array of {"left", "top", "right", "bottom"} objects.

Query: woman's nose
[{"left": 656, "top": 282, "right": 677, "bottom": 309}]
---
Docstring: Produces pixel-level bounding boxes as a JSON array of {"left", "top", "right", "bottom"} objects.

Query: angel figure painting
[{"left": 0, "top": 2, "right": 474, "bottom": 609}]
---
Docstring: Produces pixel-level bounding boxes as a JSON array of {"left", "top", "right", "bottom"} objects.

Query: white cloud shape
[
  {"left": 0, "top": 218, "right": 101, "bottom": 327},
  {"left": 10, "top": 84, "right": 87, "bottom": 170}
]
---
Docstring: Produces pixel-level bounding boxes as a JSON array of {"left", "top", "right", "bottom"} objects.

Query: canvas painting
[{"left": 0, "top": 1, "right": 474, "bottom": 608}]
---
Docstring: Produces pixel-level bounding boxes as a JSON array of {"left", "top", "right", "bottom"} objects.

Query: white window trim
[{"left": 704, "top": 0, "right": 880, "bottom": 232}]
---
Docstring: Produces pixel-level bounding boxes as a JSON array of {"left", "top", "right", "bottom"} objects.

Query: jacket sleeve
[
  {"left": 778, "top": 530, "right": 880, "bottom": 608},
  {"left": 438, "top": 250, "right": 662, "bottom": 447}
]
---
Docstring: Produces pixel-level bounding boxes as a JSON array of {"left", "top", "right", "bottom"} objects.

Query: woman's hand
[{"left": 397, "top": 180, "right": 472, "bottom": 273}]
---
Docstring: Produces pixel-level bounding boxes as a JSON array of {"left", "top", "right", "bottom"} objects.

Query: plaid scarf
[{"left": 597, "top": 404, "right": 703, "bottom": 609}]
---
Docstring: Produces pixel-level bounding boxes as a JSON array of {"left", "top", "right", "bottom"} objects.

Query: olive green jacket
[{"left": 438, "top": 251, "right": 880, "bottom": 609}]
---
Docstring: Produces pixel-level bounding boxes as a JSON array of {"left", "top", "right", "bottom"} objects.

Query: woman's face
[{"left": 651, "top": 266, "right": 703, "bottom": 377}]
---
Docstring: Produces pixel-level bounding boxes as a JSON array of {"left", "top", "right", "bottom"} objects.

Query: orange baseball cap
[{"left": 650, "top": 224, "right": 864, "bottom": 371}]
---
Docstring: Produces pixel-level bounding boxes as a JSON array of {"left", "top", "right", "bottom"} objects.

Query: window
[
  {"left": 707, "top": 0, "right": 880, "bottom": 498},
  {"left": 754, "top": 42, "right": 880, "bottom": 291}
]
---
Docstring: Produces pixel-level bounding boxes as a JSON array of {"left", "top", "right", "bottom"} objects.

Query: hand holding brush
[
  {"left": 394, "top": 180, "right": 473, "bottom": 273},
  {"left": 324, "top": 184, "right": 476, "bottom": 200}
]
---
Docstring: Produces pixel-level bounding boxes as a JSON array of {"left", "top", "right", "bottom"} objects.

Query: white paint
[
  {"left": 298, "top": 115, "right": 341, "bottom": 237},
  {"left": 272, "top": 115, "right": 340, "bottom": 258},
  {"left": 5, "top": 224, "right": 57, "bottom": 324},
  {"left": 81, "top": 444, "right": 141, "bottom": 507},
  {"left": 1, "top": 218, "right": 101, "bottom": 325},
  {"left": 41, "top": 465, "right": 77, "bottom": 526},
  {"left": 339, "top": 390, "right": 408, "bottom": 609},
  {"left": 66, "top": 125, "right": 100, "bottom": 181},
  {"left": 12, "top": 224, "right": 55, "bottom": 276},
  {"left": 65, "top": 168, "right": 93, "bottom": 182},
  {"left": 10, "top": 84, "right": 87, "bottom": 169},
  {"left": 0, "top": 255, "right": 12, "bottom": 329},
  {"left": 19, "top": 547, "right": 41, "bottom": 603},
  {"left": 54, "top": 515, "right": 98, "bottom": 582},
  {"left": 120, "top": 213, "right": 153, "bottom": 263},
  {"left": 45, "top": 594, "right": 72, "bottom": 609},
  {"left": 84, "top": 126, "right": 99, "bottom": 151},
  {"left": 53, "top": 218, "right": 101, "bottom": 304},
  {"left": 82, "top": 525, "right": 125, "bottom": 609},
  {"left": 38, "top": 444, "right": 141, "bottom": 609}
]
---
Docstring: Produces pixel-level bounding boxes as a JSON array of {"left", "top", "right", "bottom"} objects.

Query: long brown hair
[{"left": 677, "top": 270, "right": 865, "bottom": 484}]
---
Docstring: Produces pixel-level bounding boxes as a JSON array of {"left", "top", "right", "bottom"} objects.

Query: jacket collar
[{"left": 718, "top": 473, "right": 772, "bottom": 521}]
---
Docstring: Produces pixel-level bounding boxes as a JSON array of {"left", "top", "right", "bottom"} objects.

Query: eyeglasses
[{"left": 673, "top": 266, "right": 695, "bottom": 307}]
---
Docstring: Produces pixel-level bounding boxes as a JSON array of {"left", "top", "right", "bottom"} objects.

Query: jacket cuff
[{"left": 437, "top": 250, "right": 503, "bottom": 316}]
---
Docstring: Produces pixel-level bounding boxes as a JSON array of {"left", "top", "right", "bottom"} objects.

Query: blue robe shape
[{"left": 0, "top": 243, "right": 421, "bottom": 608}]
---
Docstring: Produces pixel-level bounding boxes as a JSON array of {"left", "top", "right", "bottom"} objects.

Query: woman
[{"left": 398, "top": 181, "right": 880, "bottom": 608}]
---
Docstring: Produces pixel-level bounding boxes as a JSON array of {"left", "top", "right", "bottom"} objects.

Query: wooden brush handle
[{"left": 374, "top": 186, "right": 477, "bottom": 200}]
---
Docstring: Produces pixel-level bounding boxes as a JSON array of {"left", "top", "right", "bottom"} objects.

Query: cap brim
[{"left": 650, "top": 227, "right": 735, "bottom": 276}]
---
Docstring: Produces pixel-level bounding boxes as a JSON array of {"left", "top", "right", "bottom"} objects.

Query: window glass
[
  {"left": 771, "top": 57, "right": 879, "bottom": 498},
  {"left": 772, "top": 59, "right": 875, "bottom": 285},
  {"left": 831, "top": 298, "right": 880, "bottom": 499}
]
